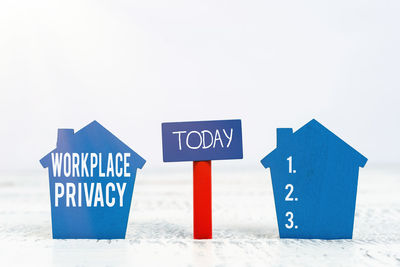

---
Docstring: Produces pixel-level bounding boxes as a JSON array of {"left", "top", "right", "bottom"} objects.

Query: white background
[
  {"left": 1, "top": 2, "right": 400, "bottom": 266},
  {"left": 1, "top": 0, "right": 400, "bottom": 171}
]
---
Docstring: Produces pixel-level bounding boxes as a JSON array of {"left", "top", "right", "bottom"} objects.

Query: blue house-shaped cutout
[
  {"left": 40, "top": 121, "right": 146, "bottom": 239},
  {"left": 261, "top": 119, "right": 367, "bottom": 239}
]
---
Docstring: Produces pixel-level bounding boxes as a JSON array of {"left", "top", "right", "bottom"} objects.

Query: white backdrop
[{"left": 1, "top": 0, "right": 399, "bottom": 171}]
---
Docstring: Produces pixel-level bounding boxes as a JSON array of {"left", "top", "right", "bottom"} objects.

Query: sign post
[
  {"left": 193, "top": 160, "right": 212, "bottom": 239},
  {"left": 162, "top": 119, "right": 243, "bottom": 239}
]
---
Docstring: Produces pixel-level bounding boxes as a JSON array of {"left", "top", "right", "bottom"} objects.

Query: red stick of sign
[{"left": 193, "top": 161, "right": 212, "bottom": 239}]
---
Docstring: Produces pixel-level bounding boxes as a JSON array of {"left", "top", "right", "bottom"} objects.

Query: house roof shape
[
  {"left": 40, "top": 120, "right": 146, "bottom": 170},
  {"left": 261, "top": 119, "right": 367, "bottom": 169}
]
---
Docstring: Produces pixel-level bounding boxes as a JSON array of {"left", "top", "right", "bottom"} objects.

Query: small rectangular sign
[{"left": 162, "top": 119, "right": 243, "bottom": 162}]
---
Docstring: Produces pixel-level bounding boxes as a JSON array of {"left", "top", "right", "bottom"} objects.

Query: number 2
[
  {"left": 285, "top": 184, "right": 294, "bottom": 201},
  {"left": 285, "top": 211, "right": 294, "bottom": 229}
]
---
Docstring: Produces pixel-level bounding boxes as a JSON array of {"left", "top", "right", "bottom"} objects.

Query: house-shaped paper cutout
[
  {"left": 40, "top": 120, "right": 145, "bottom": 239},
  {"left": 261, "top": 119, "right": 367, "bottom": 239}
]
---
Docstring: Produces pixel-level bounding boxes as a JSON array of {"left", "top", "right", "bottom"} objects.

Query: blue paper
[
  {"left": 40, "top": 121, "right": 146, "bottom": 239},
  {"left": 162, "top": 119, "right": 243, "bottom": 162},
  {"left": 261, "top": 119, "right": 367, "bottom": 239}
]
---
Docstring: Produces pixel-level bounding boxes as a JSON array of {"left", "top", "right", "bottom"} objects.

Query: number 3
[{"left": 285, "top": 211, "right": 294, "bottom": 229}]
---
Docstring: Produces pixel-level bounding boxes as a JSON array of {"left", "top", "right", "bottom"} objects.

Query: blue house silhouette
[
  {"left": 261, "top": 119, "right": 367, "bottom": 239},
  {"left": 40, "top": 121, "right": 146, "bottom": 239}
]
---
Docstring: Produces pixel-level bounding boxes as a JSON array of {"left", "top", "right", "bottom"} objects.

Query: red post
[{"left": 193, "top": 160, "right": 212, "bottom": 239}]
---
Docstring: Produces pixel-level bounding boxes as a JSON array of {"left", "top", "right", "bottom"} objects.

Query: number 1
[{"left": 287, "top": 156, "right": 293, "bottom": 173}]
